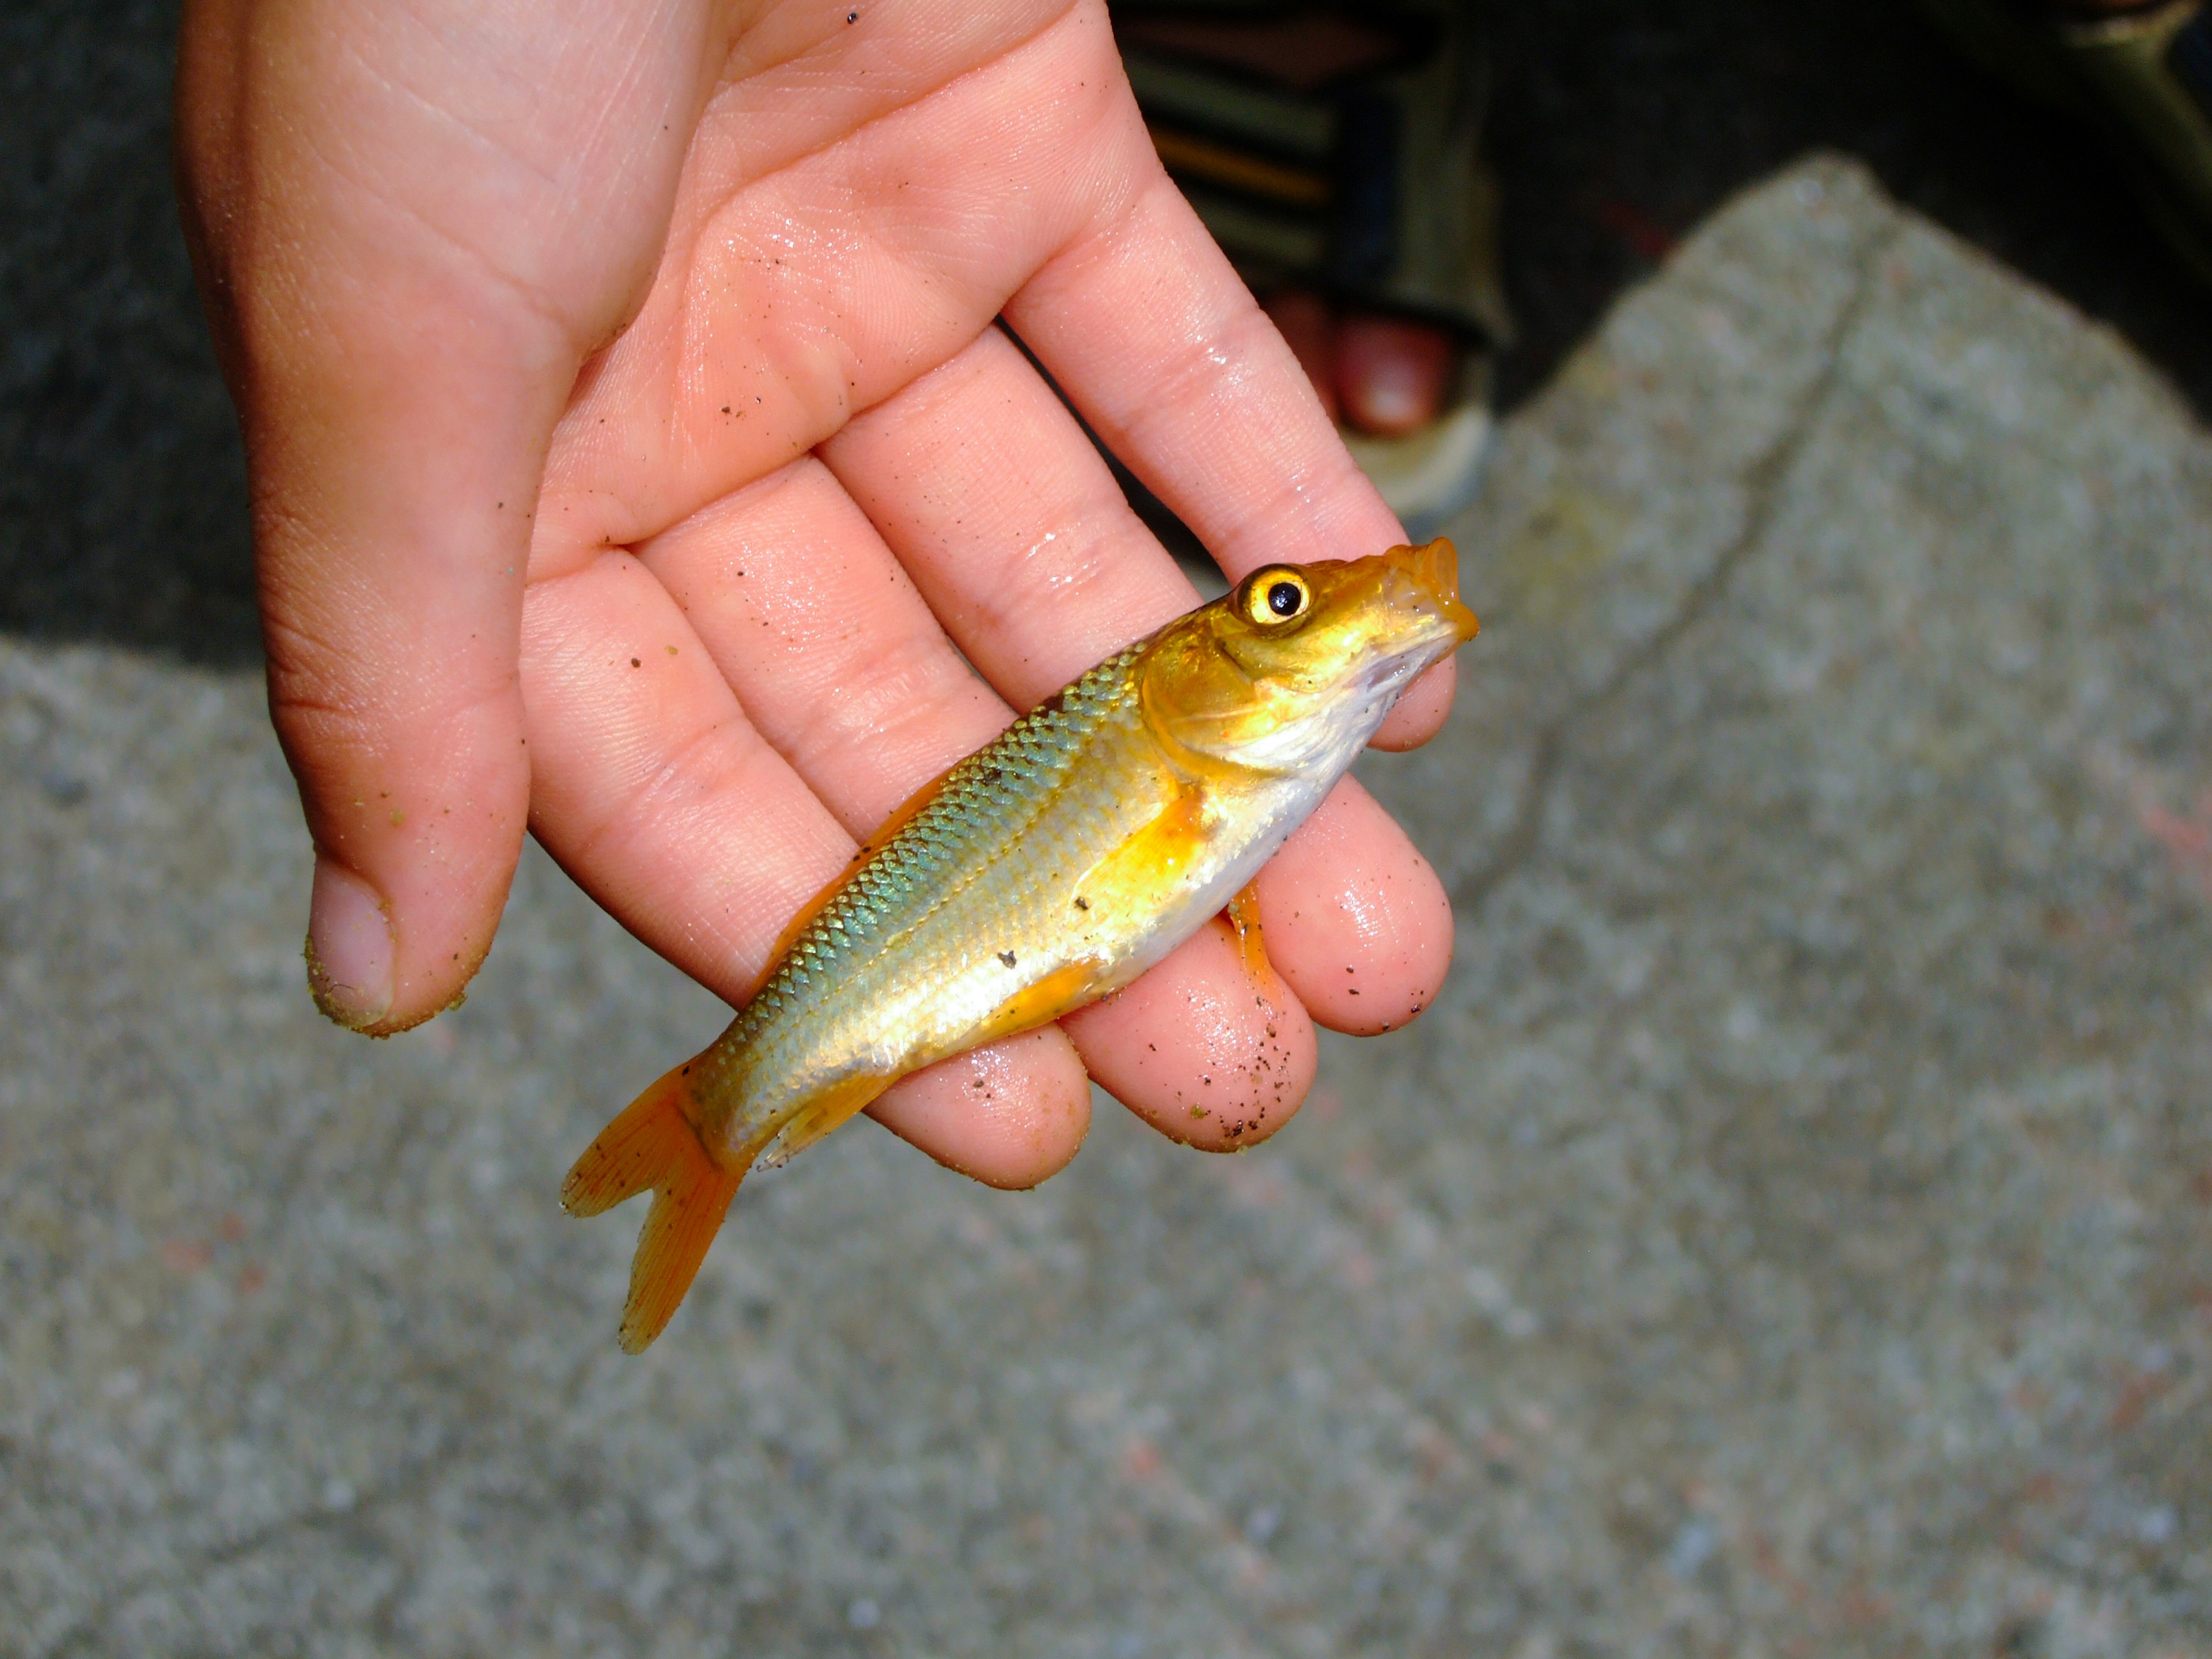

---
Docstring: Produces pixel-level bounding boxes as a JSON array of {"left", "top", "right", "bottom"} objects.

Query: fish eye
[{"left": 1238, "top": 567, "right": 1310, "bottom": 627}]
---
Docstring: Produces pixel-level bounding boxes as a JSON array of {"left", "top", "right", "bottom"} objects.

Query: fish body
[
  {"left": 565, "top": 537, "right": 1479, "bottom": 1350},
  {"left": 703, "top": 641, "right": 1309, "bottom": 1172}
]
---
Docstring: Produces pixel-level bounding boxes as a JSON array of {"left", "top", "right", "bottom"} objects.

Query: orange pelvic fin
[
  {"left": 974, "top": 958, "right": 1107, "bottom": 1045},
  {"left": 562, "top": 1060, "right": 747, "bottom": 1354}
]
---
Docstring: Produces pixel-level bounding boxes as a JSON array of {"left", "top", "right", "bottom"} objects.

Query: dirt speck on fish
[{"left": 563, "top": 538, "right": 1479, "bottom": 1350}]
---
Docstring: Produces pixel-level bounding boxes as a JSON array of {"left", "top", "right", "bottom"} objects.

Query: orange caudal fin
[{"left": 562, "top": 1061, "right": 748, "bottom": 1354}]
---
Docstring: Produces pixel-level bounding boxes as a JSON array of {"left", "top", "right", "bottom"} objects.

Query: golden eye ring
[{"left": 1237, "top": 567, "right": 1310, "bottom": 627}]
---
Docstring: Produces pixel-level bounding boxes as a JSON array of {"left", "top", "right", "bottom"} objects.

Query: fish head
[{"left": 1139, "top": 537, "right": 1480, "bottom": 772}]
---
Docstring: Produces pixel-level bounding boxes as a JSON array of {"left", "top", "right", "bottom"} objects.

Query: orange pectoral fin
[
  {"left": 563, "top": 1060, "right": 746, "bottom": 1354},
  {"left": 1081, "top": 790, "right": 1210, "bottom": 902},
  {"left": 1222, "top": 881, "right": 1273, "bottom": 984}
]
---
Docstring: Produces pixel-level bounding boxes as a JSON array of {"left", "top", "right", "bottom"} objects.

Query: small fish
[{"left": 564, "top": 537, "right": 1479, "bottom": 1349}]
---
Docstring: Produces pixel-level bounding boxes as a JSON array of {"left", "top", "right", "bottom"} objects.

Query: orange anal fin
[
  {"left": 1222, "top": 881, "right": 1273, "bottom": 984},
  {"left": 562, "top": 1059, "right": 747, "bottom": 1354},
  {"left": 754, "top": 1071, "right": 897, "bottom": 1172},
  {"left": 766, "top": 961, "right": 1107, "bottom": 1169}
]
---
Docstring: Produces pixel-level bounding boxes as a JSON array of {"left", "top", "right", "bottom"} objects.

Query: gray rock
[{"left": 4, "top": 156, "right": 2209, "bottom": 1656}]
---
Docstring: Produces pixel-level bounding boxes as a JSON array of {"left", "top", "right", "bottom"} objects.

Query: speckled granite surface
[{"left": 5, "top": 157, "right": 2209, "bottom": 1657}]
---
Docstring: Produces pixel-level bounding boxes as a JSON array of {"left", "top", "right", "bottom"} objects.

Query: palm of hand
[{"left": 178, "top": 0, "right": 1457, "bottom": 1184}]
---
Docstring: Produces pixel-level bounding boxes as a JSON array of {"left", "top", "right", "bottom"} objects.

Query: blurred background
[{"left": 4, "top": 1, "right": 2210, "bottom": 1655}]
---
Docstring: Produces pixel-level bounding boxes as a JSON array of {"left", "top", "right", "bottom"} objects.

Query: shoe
[
  {"left": 1116, "top": 1, "right": 1512, "bottom": 536},
  {"left": 1918, "top": 0, "right": 2212, "bottom": 286}
]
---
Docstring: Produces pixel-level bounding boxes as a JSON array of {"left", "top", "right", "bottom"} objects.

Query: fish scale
[
  {"left": 562, "top": 538, "right": 1478, "bottom": 1351},
  {"left": 700, "top": 642, "right": 1168, "bottom": 1154}
]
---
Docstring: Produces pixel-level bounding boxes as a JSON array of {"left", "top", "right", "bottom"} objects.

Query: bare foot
[{"left": 1262, "top": 290, "right": 1458, "bottom": 438}]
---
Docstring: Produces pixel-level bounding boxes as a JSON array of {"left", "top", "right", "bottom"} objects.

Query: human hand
[{"left": 175, "top": 0, "right": 1460, "bottom": 1185}]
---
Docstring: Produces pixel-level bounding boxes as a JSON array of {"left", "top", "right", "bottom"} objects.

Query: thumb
[
  {"left": 175, "top": 0, "right": 694, "bottom": 1031},
  {"left": 255, "top": 298, "right": 558, "bottom": 1036}
]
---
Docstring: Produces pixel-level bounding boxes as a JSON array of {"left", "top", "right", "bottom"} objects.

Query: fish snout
[{"left": 1382, "top": 537, "right": 1480, "bottom": 645}]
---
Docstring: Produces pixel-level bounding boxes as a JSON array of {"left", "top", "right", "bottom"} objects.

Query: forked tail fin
[{"left": 562, "top": 1060, "right": 748, "bottom": 1353}]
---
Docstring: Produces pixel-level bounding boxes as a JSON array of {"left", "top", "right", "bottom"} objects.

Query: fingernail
[{"left": 304, "top": 855, "right": 394, "bottom": 1030}]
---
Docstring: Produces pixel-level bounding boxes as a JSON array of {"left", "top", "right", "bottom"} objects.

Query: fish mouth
[
  {"left": 1345, "top": 537, "right": 1480, "bottom": 703},
  {"left": 1381, "top": 537, "right": 1481, "bottom": 645},
  {"left": 1327, "top": 546, "right": 1486, "bottom": 717}
]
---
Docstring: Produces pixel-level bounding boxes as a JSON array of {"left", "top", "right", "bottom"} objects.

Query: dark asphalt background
[{"left": 3, "top": 0, "right": 2206, "bottom": 666}]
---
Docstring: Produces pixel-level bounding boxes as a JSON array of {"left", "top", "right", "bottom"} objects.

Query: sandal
[
  {"left": 1917, "top": 0, "right": 2212, "bottom": 286},
  {"left": 1114, "top": 1, "right": 1512, "bottom": 537}
]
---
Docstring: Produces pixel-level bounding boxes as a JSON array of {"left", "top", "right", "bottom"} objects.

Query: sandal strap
[
  {"left": 1119, "top": 2, "right": 1513, "bottom": 347},
  {"left": 1921, "top": 0, "right": 2212, "bottom": 283}
]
